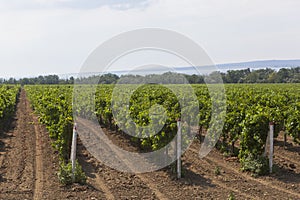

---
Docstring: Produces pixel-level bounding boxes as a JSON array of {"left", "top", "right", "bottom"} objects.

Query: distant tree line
[
  {"left": 0, "top": 67, "right": 299, "bottom": 85},
  {"left": 0, "top": 75, "right": 75, "bottom": 85},
  {"left": 76, "top": 67, "right": 300, "bottom": 84},
  {"left": 220, "top": 67, "right": 300, "bottom": 83},
  {"left": 188, "top": 67, "right": 300, "bottom": 84}
]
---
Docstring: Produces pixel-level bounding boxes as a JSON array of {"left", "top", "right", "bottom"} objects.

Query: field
[{"left": 0, "top": 84, "right": 299, "bottom": 199}]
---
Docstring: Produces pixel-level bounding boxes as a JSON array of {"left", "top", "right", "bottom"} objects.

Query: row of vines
[
  {"left": 76, "top": 83, "right": 300, "bottom": 174},
  {"left": 223, "top": 84, "right": 300, "bottom": 174},
  {"left": 24, "top": 86, "right": 84, "bottom": 184},
  {"left": 25, "top": 84, "right": 300, "bottom": 176},
  {"left": 0, "top": 85, "right": 20, "bottom": 126},
  {"left": 25, "top": 85, "right": 73, "bottom": 160}
]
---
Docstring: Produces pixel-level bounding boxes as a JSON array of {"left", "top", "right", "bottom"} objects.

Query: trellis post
[
  {"left": 269, "top": 122, "right": 274, "bottom": 173},
  {"left": 70, "top": 123, "right": 78, "bottom": 182},
  {"left": 177, "top": 119, "right": 182, "bottom": 179}
]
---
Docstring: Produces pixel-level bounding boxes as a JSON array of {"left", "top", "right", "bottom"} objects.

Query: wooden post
[
  {"left": 269, "top": 122, "right": 274, "bottom": 173},
  {"left": 70, "top": 123, "right": 78, "bottom": 182},
  {"left": 177, "top": 119, "right": 182, "bottom": 179}
]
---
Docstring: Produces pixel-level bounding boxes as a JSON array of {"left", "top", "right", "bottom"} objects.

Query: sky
[{"left": 0, "top": 0, "right": 300, "bottom": 78}]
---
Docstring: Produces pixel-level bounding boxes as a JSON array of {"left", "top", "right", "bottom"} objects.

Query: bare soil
[
  {"left": 77, "top": 118, "right": 300, "bottom": 200},
  {"left": 1, "top": 89, "right": 300, "bottom": 199},
  {"left": 0, "top": 89, "right": 105, "bottom": 200}
]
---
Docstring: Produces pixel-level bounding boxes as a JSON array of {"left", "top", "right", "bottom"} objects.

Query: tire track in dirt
[
  {"left": 93, "top": 173, "right": 115, "bottom": 200},
  {"left": 77, "top": 118, "right": 167, "bottom": 200},
  {"left": 135, "top": 175, "right": 168, "bottom": 200},
  {"left": 76, "top": 145, "right": 116, "bottom": 200},
  {"left": 184, "top": 149, "right": 255, "bottom": 199},
  {"left": 188, "top": 143, "right": 300, "bottom": 199},
  {"left": 32, "top": 115, "right": 44, "bottom": 200}
]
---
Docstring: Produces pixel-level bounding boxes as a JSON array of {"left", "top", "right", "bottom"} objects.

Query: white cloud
[
  {"left": 0, "top": 0, "right": 151, "bottom": 11},
  {"left": 0, "top": 0, "right": 299, "bottom": 77}
]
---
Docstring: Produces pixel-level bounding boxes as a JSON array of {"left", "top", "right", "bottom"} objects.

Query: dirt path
[
  {"left": 0, "top": 89, "right": 36, "bottom": 199},
  {"left": 32, "top": 110, "right": 44, "bottom": 200},
  {"left": 0, "top": 89, "right": 106, "bottom": 200},
  {"left": 188, "top": 142, "right": 300, "bottom": 199}
]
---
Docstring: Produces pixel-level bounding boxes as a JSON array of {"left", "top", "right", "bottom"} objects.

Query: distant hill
[
  {"left": 216, "top": 59, "right": 300, "bottom": 71},
  {"left": 60, "top": 59, "right": 300, "bottom": 78},
  {"left": 154, "top": 59, "right": 300, "bottom": 75}
]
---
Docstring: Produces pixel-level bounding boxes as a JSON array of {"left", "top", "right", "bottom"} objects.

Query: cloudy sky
[{"left": 0, "top": 0, "right": 300, "bottom": 78}]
